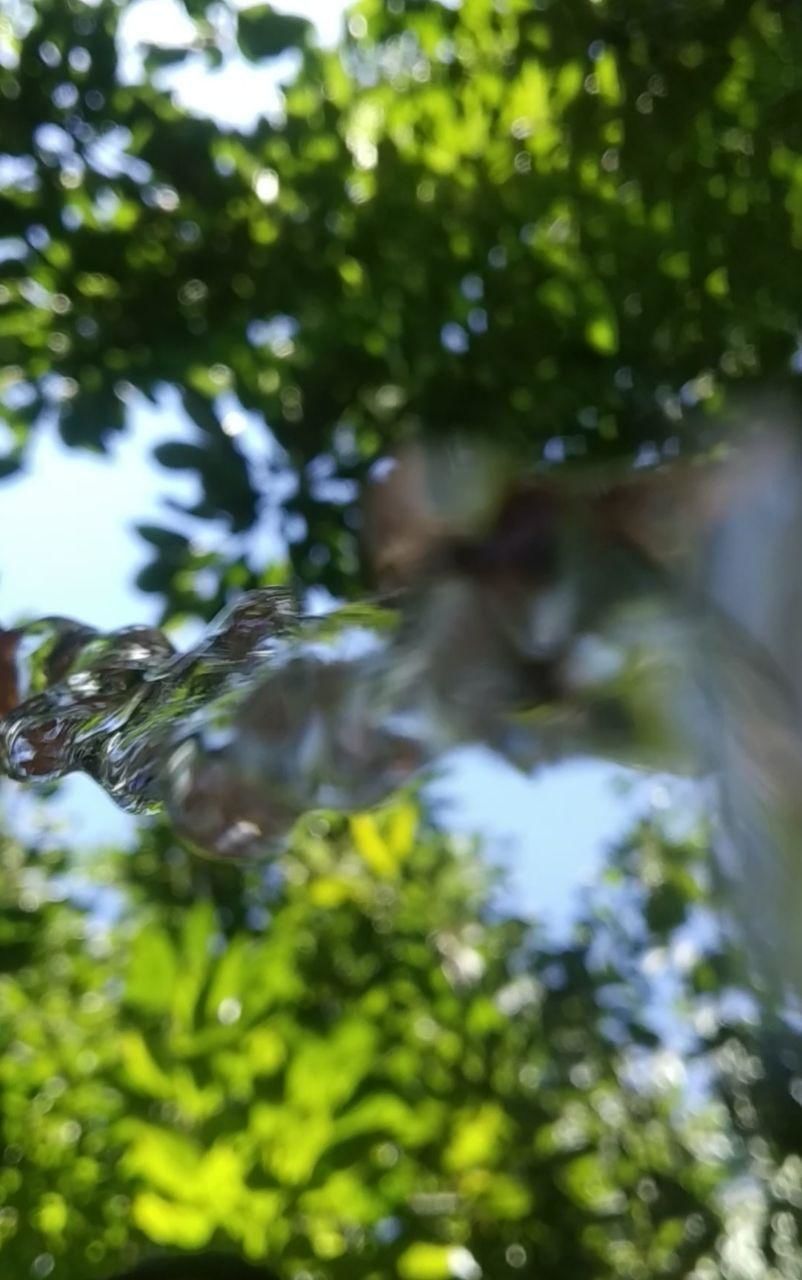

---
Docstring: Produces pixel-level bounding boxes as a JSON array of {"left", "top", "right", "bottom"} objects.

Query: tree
[
  {"left": 3, "top": 3, "right": 802, "bottom": 1278},
  {"left": 1, "top": 0, "right": 802, "bottom": 615},
  {"left": 1, "top": 796, "right": 800, "bottom": 1279}
]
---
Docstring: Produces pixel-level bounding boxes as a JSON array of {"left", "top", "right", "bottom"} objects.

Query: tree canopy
[
  {"left": 1, "top": 0, "right": 801, "bottom": 614},
  {"left": 2, "top": 800, "right": 802, "bottom": 1279},
  {"left": 3, "top": 1, "right": 802, "bottom": 1277}
]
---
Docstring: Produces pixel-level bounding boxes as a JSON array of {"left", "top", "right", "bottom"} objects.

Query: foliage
[
  {"left": 3, "top": 3, "right": 802, "bottom": 1279},
  {"left": 1, "top": 797, "right": 800, "bottom": 1279},
  {"left": 2, "top": 0, "right": 802, "bottom": 614}
]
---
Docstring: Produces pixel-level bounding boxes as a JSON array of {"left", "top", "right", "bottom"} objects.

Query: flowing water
[
  {"left": 3, "top": 431, "right": 802, "bottom": 994},
  {"left": 0, "top": 582, "right": 681, "bottom": 862},
  {"left": 0, "top": 521, "right": 692, "bottom": 865}
]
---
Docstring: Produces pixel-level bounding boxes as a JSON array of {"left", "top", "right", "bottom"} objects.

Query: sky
[{"left": 0, "top": 0, "right": 658, "bottom": 928}]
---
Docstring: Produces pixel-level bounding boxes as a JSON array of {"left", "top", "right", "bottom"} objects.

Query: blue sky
[{"left": 0, "top": 0, "right": 655, "bottom": 928}]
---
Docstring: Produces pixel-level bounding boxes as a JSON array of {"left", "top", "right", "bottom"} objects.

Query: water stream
[
  {"left": 4, "top": 435, "right": 802, "bottom": 992},
  {"left": 0, "top": 563, "right": 690, "bottom": 864}
]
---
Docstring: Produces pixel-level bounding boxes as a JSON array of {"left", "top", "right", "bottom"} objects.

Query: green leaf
[
  {"left": 143, "top": 45, "right": 192, "bottom": 71},
  {"left": 136, "top": 560, "right": 177, "bottom": 595},
  {"left": 444, "top": 1103, "right": 510, "bottom": 1172},
  {"left": 132, "top": 1192, "right": 212, "bottom": 1249},
  {"left": 398, "top": 1243, "right": 454, "bottom": 1280},
  {"left": 119, "top": 1029, "right": 175, "bottom": 1100},
  {"left": 171, "top": 901, "right": 216, "bottom": 1033},
  {"left": 286, "top": 1020, "right": 376, "bottom": 1112},
  {"left": 560, "top": 1153, "right": 624, "bottom": 1215},
  {"left": 236, "top": 5, "right": 311, "bottom": 60},
  {"left": 585, "top": 313, "right": 619, "bottom": 355},
  {"left": 136, "top": 524, "right": 191, "bottom": 554},
  {"left": 153, "top": 442, "right": 208, "bottom": 471},
  {"left": 126, "top": 925, "right": 178, "bottom": 1014}
]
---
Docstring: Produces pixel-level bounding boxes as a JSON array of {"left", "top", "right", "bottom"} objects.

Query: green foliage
[
  {"left": 0, "top": 802, "right": 801, "bottom": 1278},
  {"left": 2, "top": 0, "right": 802, "bottom": 615},
  {"left": 236, "top": 6, "right": 312, "bottom": 62},
  {"left": 4, "top": 4, "right": 802, "bottom": 1279}
]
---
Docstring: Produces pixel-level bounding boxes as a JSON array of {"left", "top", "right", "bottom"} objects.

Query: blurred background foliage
[
  {"left": 5, "top": 802, "right": 802, "bottom": 1279},
  {"left": 3, "top": 0, "right": 802, "bottom": 1276},
  {"left": 2, "top": 0, "right": 802, "bottom": 611}
]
